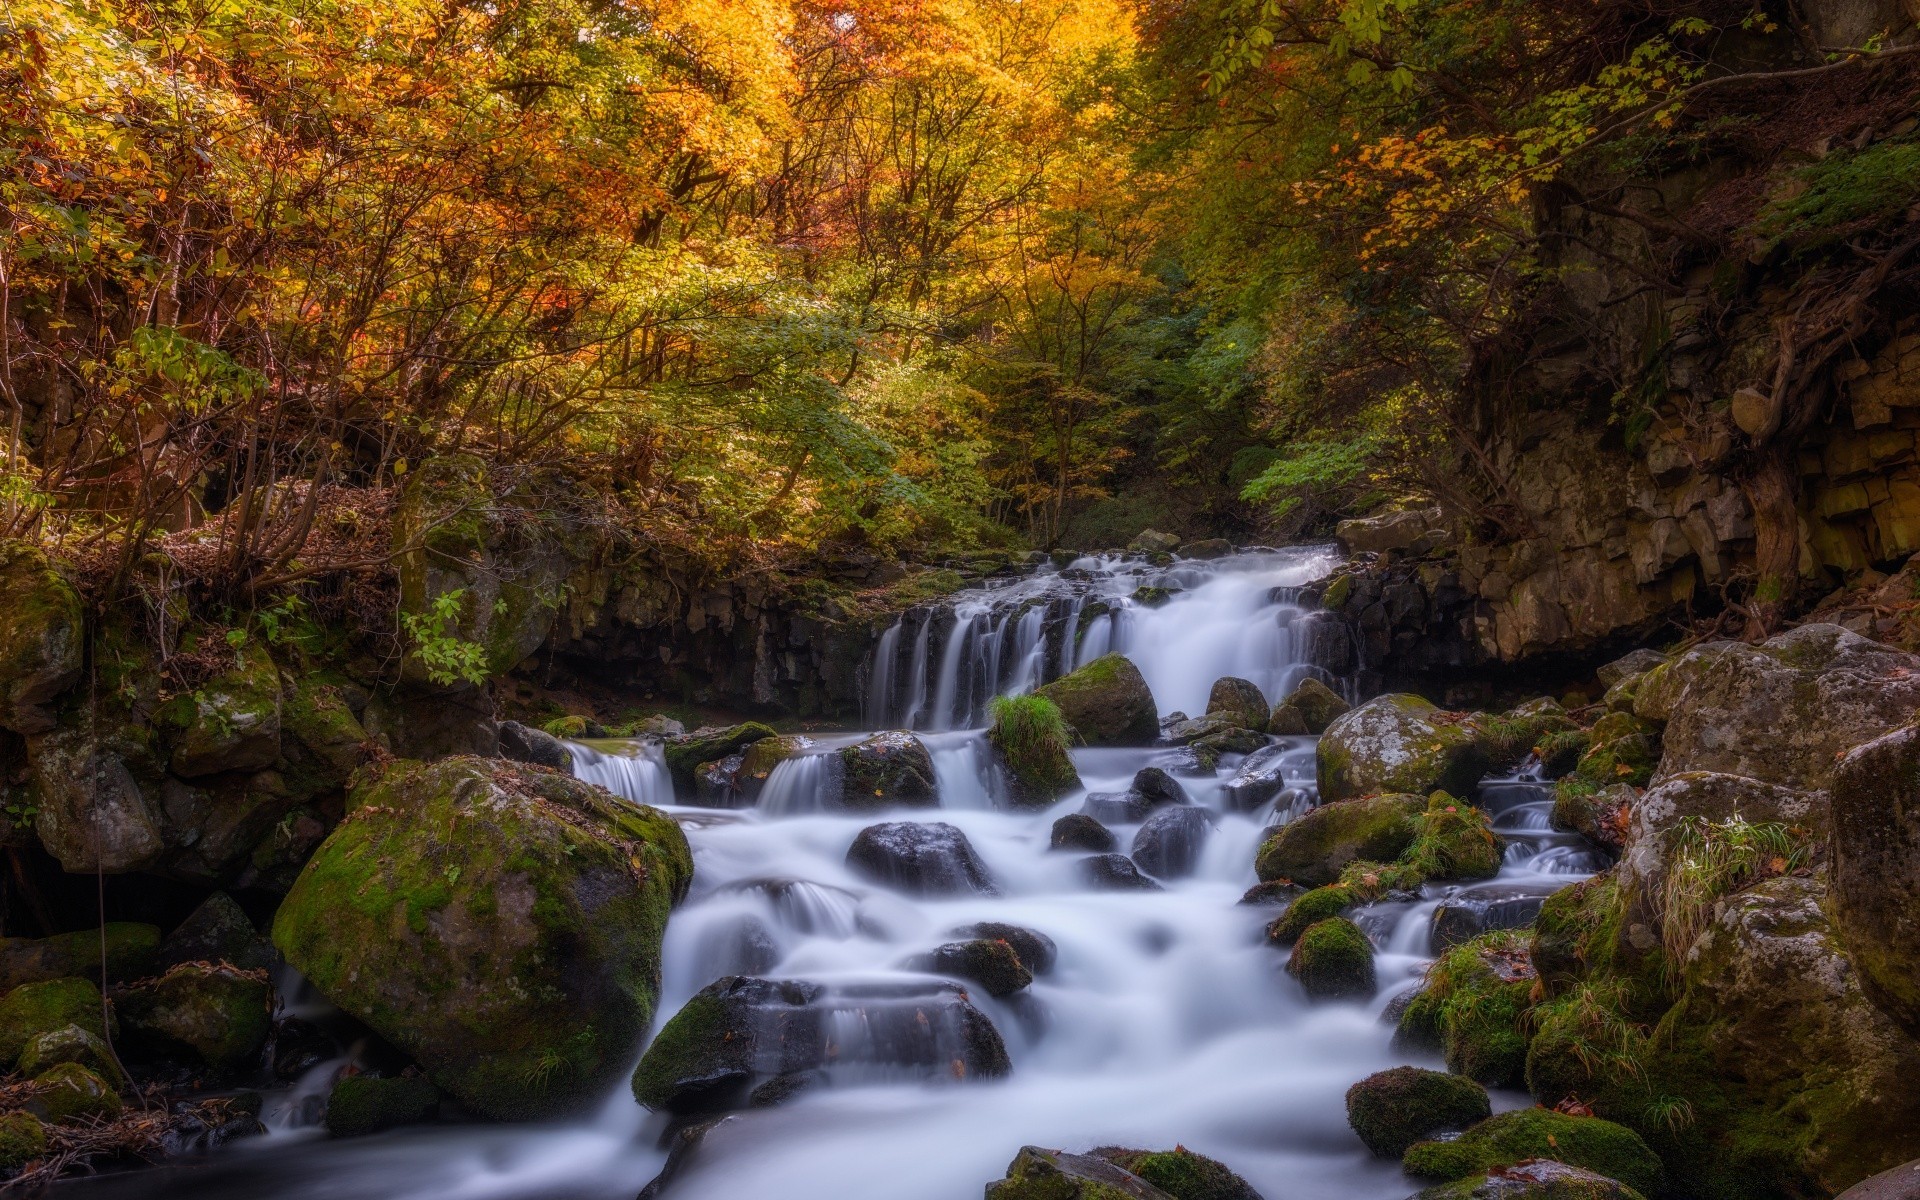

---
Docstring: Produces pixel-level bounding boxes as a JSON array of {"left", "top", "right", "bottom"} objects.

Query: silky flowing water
[{"left": 69, "top": 548, "right": 1600, "bottom": 1200}]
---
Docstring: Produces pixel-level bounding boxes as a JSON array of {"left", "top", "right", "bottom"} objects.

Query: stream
[{"left": 67, "top": 548, "right": 1602, "bottom": 1200}]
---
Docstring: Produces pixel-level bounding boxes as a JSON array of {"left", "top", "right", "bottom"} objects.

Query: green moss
[
  {"left": 1321, "top": 574, "right": 1354, "bottom": 610},
  {"left": 1402, "top": 1108, "right": 1665, "bottom": 1196},
  {"left": 1287, "top": 917, "right": 1375, "bottom": 1001},
  {"left": 1756, "top": 136, "right": 1920, "bottom": 249},
  {"left": 631, "top": 992, "right": 736, "bottom": 1111},
  {"left": 1267, "top": 884, "right": 1358, "bottom": 945},
  {"left": 0, "top": 923, "right": 160, "bottom": 992},
  {"left": 1403, "top": 792, "right": 1501, "bottom": 881},
  {"left": 663, "top": 723, "right": 778, "bottom": 788},
  {"left": 1538, "top": 729, "right": 1592, "bottom": 777},
  {"left": 1034, "top": 653, "right": 1160, "bottom": 746},
  {"left": 18, "top": 1023, "right": 120, "bottom": 1081},
  {"left": 1255, "top": 793, "right": 1423, "bottom": 885},
  {"left": 325, "top": 1074, "right": 440, "bottom": 1137},
  {"left": 989, "top": 694, "right": 1082, "bottom": 807},
  {"left": 1093, "top": 1147, "right": 1264, "bottom": 1200},
  {"left": 1400, "top": 931, "right": 1535, "bottom": 1087},
  {"left": 1345, "top": 1065, "right": 1492, "bottom": 1158},
  {"left": 117, "top": 962, "right": 272, "bottom": 1073},
  {"left": 0, "top": 1111, "right": 47, "bottom": 1171},
  {"left": 0, "top": 978, "right": 113, "bottom": 1066},
  {"left": 32, "top": 1062, "right": 123, "bottom": 1123},
  {"left": 985, "top": 1145, "right": 1156, "bottom": 1200}
]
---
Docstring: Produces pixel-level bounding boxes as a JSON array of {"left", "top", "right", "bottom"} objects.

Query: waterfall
[{"left": 568, "top": 738, "right": 672, "bottom": 808}]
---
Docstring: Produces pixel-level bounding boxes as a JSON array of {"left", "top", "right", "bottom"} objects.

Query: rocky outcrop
[
  {"left": 1831, "top": 724, "right": 1920, "bottom": 1039},
  {"left": 271, "top": 756, "right": 693, "bottom": 1119}
]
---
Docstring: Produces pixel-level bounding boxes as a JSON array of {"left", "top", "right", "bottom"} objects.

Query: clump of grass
[
  {"left": 1656, "top": 816, "right": 1812, "bottom": 960},
  {"left": 988, "top": 693, "right": 1079, "bottom": 802}
]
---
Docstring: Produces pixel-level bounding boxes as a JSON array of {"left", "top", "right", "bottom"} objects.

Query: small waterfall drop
[{"left": 569, "top": 738, "right": 673, "bottom": 808}]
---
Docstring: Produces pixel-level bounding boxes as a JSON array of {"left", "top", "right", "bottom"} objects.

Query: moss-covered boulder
[
  {"left": 633, "top": 976, "right": 1009, "bottom": 1115},
  {"left": 1266, "top": 884, "right": 1357, "bottom": 946},
  {"left": 1036, "top": 654, "right": 1160, "bottom": 746},
  {"left": 30, "top": 1062, "right": 123, "bottom": 1123},
  {"left": 0, "top": 541, "right": 84, "bottom": 736},
  {"left": 1345, "top": 1065, "right": 1491, "bottom": 1157},
  {"left": 838, "top": 731, "right": 939, "bottom": 810},
  {"left": 1397, "top": 932, "right": 1536, "bottom": 1088},
  {"left": 1206, "top": 677, "right": 1270, "bottom": 731},
  {"left": 1551, "top": 780, "right": 1633, "bottom": 850},
  {"left": 1635, "top": 624, "right": 1920, "bottom": 789},
  {"left": 1405, "top": 793, "right": 1502, "bottom": 881},
  {"left": 738, "top": 734, "right": 810, "bottom": 801},
  {"left": 1831, "top": 723, "right": 1920, "bottom": 1040},
  {"left": 115, "top": 962, "right": 272, "bottom": 1073},
  {"left": 1403, "top": 1109, "right": 1664, "bottom": 1196},
  {"left": 0, "top": 977, "right": 114, "bottom": 1066},
  {"left": 326, "top": 1073, "right": 440, "bottom": 1138},
  {"left": 0, "top": 922, "right": 160, "bottom": 993},
  {"left": 985, "top": 1145, "right": 1178, "bottom": 1200},
  {"left": 1411, "top": 1160, "right": 1648, "bottom": 1200},
  {"left": 1270, "top": 677, "right": 1349, "bottom": 736},
  {"left": 1317, "top": 695, "right": 1490, "bottom": 804},
  {"left": 1090, "top": 1147, "right": 1265, "bottom": 1200},
  {"left": 664, "top": 723, "right": 778, "bottom": 791},
  {"left": 17, "top": 1023, "right": 119, "bottom": 1080},
  {"left": 0, "top": 1111, "right": 47, "bottom": 1172},
  {"left": 1254, "top": 793, "right": 1423, "bottom": 886},
  {"left": 1286, "top": 917, "right": 1375, "bottom": 1001},
  {"left": 157, "top": 640, "right": 283, "bottom": 778},
  {"left": 911, "top": 938, "right": 1032, "bottom": 996},
  {"left": 272, "top": 756, "right": 693, "bottom": 1119},
  {"left": 989, "top": 695, "right": 1083, "bottom": 808}
]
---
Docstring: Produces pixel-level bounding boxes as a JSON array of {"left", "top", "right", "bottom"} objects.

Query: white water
[{"left": 71, "top": 547, "right": 1598, "bottom": 1200}]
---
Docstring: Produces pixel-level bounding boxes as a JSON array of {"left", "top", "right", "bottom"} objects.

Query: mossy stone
[
  {"left": 1091, "top": 1146, "right": 1265, "bottom": 1200},
  {"left": 116, "top": 962, "right": 272, "bottom": 1073},
  {"left": 325, "top": 1073, "right": 440, "bottom": 1137},
  {"left": 913, "top": 939, "right": 1032, "bottom": 997},
  {"left": 0, "top": 977, "right": 114, "bottom": 1066},
  {"left": 1254, "top": 793, "right": 1423, "bottom": 886},
  {"left": 18, "top": 1024, "right": 120, "bottom": 1081},
  {"left": 280, "top": 673, "right": 368, "bottom": 799},
  {"left": 664, "top": 723, "right": 778, "bottom": 790},
  {"left": 1266, "top": 884, "right": 1356, "bottom": 945},
  {"left": 0, "top": 922, "right": 160, "bottom": 993},
  {"left": 1403, "top": 1109, "right": 1665, "bottom": 1196},
  {"left": 1404, "top": 793, "right": 1502, "bottom": 881},
  {"left": 1317, "top": 694, "right": 1491, "bottom": 804},
  {"left": 0, "top": 540, "right": 84, "bottom": 736},
  {"left": 1035, "top": 654, "right": 1160, "bottom": 746},
  {"left": 273, "top": 756, "right": 693, "bottom": 1120},
  {"left": 838, "top": 731, "right": 938, "bottom": 810},
  {"left": 1397, "top": 932, "right": 1536, "bottom": 1088},
  {"left": 1205, "top": 677, "right": 1269, "bottom": 731},
  {"left": 985, "top": 1145, "right": 1178, "bottom": 1200},
  {"left": 0, "top": 1111, "right": 47, "bottom": 1171},
  {"left": 1279, "top": 677, "right": 1350, "bottom": 735},
  {"left": 1411, "top": 1161, "right": 1648, "bottom": 1199},
  {"left": 990, "top": 697, "right": 1082, "bottom": 809},
  {"left": 32, "top": 1062, "right": 123, "bottom": 1123},
  {"left": 1345, "top": 1065, "right": 1492, "bottom": 1157},
  {"left": 158, "top": 640, "right": 284, "bottom": 778},
  {"left": 1286, "top": 917, "right": 1375, "bottom": 1001}
]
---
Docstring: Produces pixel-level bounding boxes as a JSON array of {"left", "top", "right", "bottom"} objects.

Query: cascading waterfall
[{"left": 84, "top": 546, "right": 1609, "bottom": 1200}]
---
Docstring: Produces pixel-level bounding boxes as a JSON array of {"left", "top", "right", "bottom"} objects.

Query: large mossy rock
[
  {"left": 28, "top": 714, "right": 168, "bottom": 874},
  {"left": 1635, "top": 624, "right": 1920, "bottom": 789},
  {"left": 1403, "top": 1109, "right": 1664, "bottom": 1196},
  {"left": 1831, "top": 724, "right": 1920, "bottom": 1040},
  {"left": 1318, "top": 695, "right": 1490, "bottom": 804},
  {"left": 115, "top": 962, "right": 271, "bottom": 1073},
  {"left": 989, "top": 696, "right": 1082, "bottom": 808},
  {"left": 31, "top": 1061, "right": 122, "bottom": 1123},
  {"left": 838, "top": 731, "right": 938, "bottom": 810},
  {"left": 1091, "top": 1146, "right": 1265, "bottom": 1200},
  {"left": 985, "top": 1146, "right": 1178, "bottom": 1200},
  {"left": 0, "top": 978, "right": 114, "bottom": 1066},
  {"left": 0, "top": 541, "right": 84, "bottom": 736},
  {"left": 0, "top": 923, "right": 159, "bottom": 993},
  {"left": 1347, "top": 1066, "right": 1491, "bottom": 1158},
  {"left": 0, "top": 1110, "right": 47, "bottom": 1171},
  {"left": 1286, "top": 916, "right": 1375, "bottom": 1000},
  {"left": 1255, "top": 793, "right": 1423, "bottom": 886},
  {"left": 271, "top": 756, "right": 692, "bottom": 1119},
  {"left": 1411, "top": 1161, "right": 1648, "bottom": 1200},
  {"left": 156, "top": 640, "right": 283, "bottom": 778},
  {"left": 1035, "top": 654, "right": 1159, "bottom": 746},
  {"left": 1205, "top": 677, "right": 1269, "bottom": 731},
  {"left": 1397, "top": 932, "right": 1536, "bottom": 1088},
  {"left": 1269, "top": 677, "right": 1349, "bottom": 736}
]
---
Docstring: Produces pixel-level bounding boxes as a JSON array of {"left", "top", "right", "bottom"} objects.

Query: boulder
[
  {"left": 1080, "top": 853, "right": 1165, "bottom": 891},
  {"left": 695, "top": 754, "right": 747, "bottom": 806},
  {"left": 0, "top": 1111, "right": 47, "bottom": 1171},
  {"left": 0, "top": 542, "right": 84, "bottom": 735},
  {"left": 1397, "top": 933, "right": 1535, "bottom": 1087},
  {"left": 1596, "top": 648, "right": 1669, "bottom": 689},
  {"left": 278, "top": 674, "right": 368, "bottom": 798},
  {"left": 1051, "top": 813, "right": 1117, "bottom": 852},
  {"left": 1836, "top": 1159, "right": 1920, "bottom": 1200},
  {"left": 1239, "top": 880, "right": 1305, "bottom": 907},
  {"left": 325, "top": 1073, "right": 440, "bottom": 1138},
  {"left": 1130, "top": 805, "right": 1217, "bottom": 879},
  {"left": 1223, "top": 745, "right": 1293, "bottom": 812},
  {"left": 497, "top": 720, "right": 573, "bottom": 771},
  {"left": 989, "top": 696, "right": 1082, "bottom": 808},
  {"left": 1266, "top": 885, "right": 1356, "bottom": 946},
  {"left": 846, "top": 821, "right": 997, "bottom": 896},
  {"left": 1090, "top": 1146, "right": 1266, "bottom": 1200},
  {"left": 911, "top": 939, "right": 1032, "bottom": 996},
  {"left": 1036, "top": 654, "right": 1160, "bottom": 746},
  {"left": 1255, "top": 793, "right": 1424, "bottom": 886},
  {"left": 1346, "top": 1065, "right": 1492, "bottom": 1157},
  {"left": 1430, "top": 884, "right": 1556, "bottom": 954},
  {"left": 29, "top": 716, "right": 169, "bottom": 873},
  {"left": 0, "top": 923, "right": 159, "bottom": 993},
  {"left": 1129, "top": 530, "right": 1182, "bottom": 554},
  {"left": 157, "top": 641, "right": 283, "bottom": 778},
  {"left": 986, "top": 1145, "right": 1178, "bottom": 1200},
  {"left": 271, "top": 756, "right": 692, "bottom": 1119},
  {"left": 1161, "top": 713, "right": 1268, "bottom": 755},
  {"left": 1411, "top": 1160, "right": 1649, "bottom": 1200},
  {"left": 951, "top": 923, "right": 1058, "bottom": 975},
  {"left": 18, "top": 1023, "right": 120, "bottom": 1080},
  {"left": 1081, "top": 768, "right": 1189, "bottom": 825},
  {"left": 1335, "top": 507, "right": 1442, "bottom": 554},
  {"left": 0, "top": 978, "right": 114, "bottom": 1066},
  {"left": 1318, "top": 696, "right": 1490, "bottom": 804},
  {"left": 1273, "top": 677, "right": 1350, "bottom": 735},
  {"left": 157, "top": 892, "right": 273, "bottom": 973},
  {"left": 664, "top": 723, "right": 778, "bottom": 791},
  {"left": 633, "top": 976, "right": 1009, "bottom": 1115},
  {"left": 1831, "top": 725, "right": 1920, "bottom": 1039},
  {"left": 1286, "top": 917, "right": 1375, "bottom": 1001},
  {"left": 1179, "top": 538, "right": 1235, "bottom": 559},
  {"left": 738, "top": 734, "right": 810, "bottom": 801},
  {"left": 1267, "top": 704, "right": 1309, "bottom": 736},
  {"left": 1636, "top": 624, "right": 1920, "bottom": 789},
  {"left": 1403, "top": 1110, "right": 1664, "bottom": 1196},
  {"left": 1205, "top": 677, "right": 1269, "bottom": 731},
  {"left": 30, "top": 1062, "right": 122, "bottom": 1123},
  {"left": 838, "top": 731, "right": 939, "bottom": 810},
  {"left": 115, "top": 962, "right": 272, "bottom": 1073},
  {"left": 1406, "top": 793, "right": 1502, "bottom": 882}
]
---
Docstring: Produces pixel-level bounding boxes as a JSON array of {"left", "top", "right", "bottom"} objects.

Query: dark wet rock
[
  {"left": 1081, "top": 792, "right": 1152, "bottom": 825},
  {"left": 1832, "top": 724, "right": 1920, "bottom": 1039},
  {"left": 1403, "top": 1110, "right": 1664, "bottom": 1196},
  {"left": 270, "top": 1017, "right": 336, "bottom": 1081},
  {"left": 952, "top": 923, "right": 1058, "bottom": 975},
  {"left": 1206, "top": 677, "right": 1270, "bottom": 730},
  {"left": 846, "top": 821, "right": 997, "bottom": 896},
  {"left": 271, "top": 756, "right": 693, "bottom": 1120},
  {"left": 1255, "top": 793, "right": 1423, "bottom": 886},
  {"left": 497, "top": 720, "right": 573, "bottom": 771},
  {"left": 1080, "top": 853, "right": 1164, "bottom": 891},
  {"left": 838, "top": 731, "right": 939, "bottom": 810},
  {"left": 1131, "top": 767, "right": 1190, "bottom": 807},
  {"left": 911, "top": 939, "right": 1033, "bottom": 996},
  {"left": 1091, "top": 1146, "right": 1267, "bottom": 1200},
  {"left": 695, "top": 753, "right": 747, "bottom": 806},
  {"left": 1345, "top": 1065, "right": 1491, "bottom": 1158},
  {"left": 157, "top": 892, "right": 274, "bottom": 973},
  {"left": 1149, "top": 745, "right": 1219, "bottom": 777},
  {"left": 1430, "top": 885, "right": 1556, "bottom": 954},
  {"left": 1035, "top": 654, "right": 1160, "bottom": 746},
  {"left": 986, "top": 1145, "right": 1178, "bottom": 1200},
  {"left": 1318, "top": 695, "right": 1489, "bottom": 804},
  {"left": 1180, "top": 538, "right": 1235, "bottom": 559},
  {"left": 1267, "top": 704, "right": 1310, "bottom": 736},
  {"left": 1223, "top": 745, "right": 1291, "bottom": 812},
  {"left": 638, "top": 1114, "right": 738, "bottom": 1200},
  {"left": 663, "top": 723, "right": 779, "bottom": 790},
  {"left": 1286, "top": 916, "right": 1375, "bottom": 1001},
  {"left": 325, "top": 1073, "right": 440, "bottom": 1138},
  {"left": 1410, "top": 1160, "right": 1649, "bottom": 1200},
  {"left": 1238, "top": 880, "right": 1305, "bottom": 907},
  {"left": 1131, "top": 805, "right": 1217, "bottom": 879},
  {"left": 632, "top": 976, "right": 1010, "bottom": 1116},
  {"left": 0, "top": 923, "right": 160, "bottom": 993},
  {"left": 115, "top": 962, "right": 272, "bottom": 1074},
  {"left": 1051, "top": 813, "right": 1117, "bottom": 852},
  {"left": 0, "top": 542, "right": 83, "bottom": 736}
]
